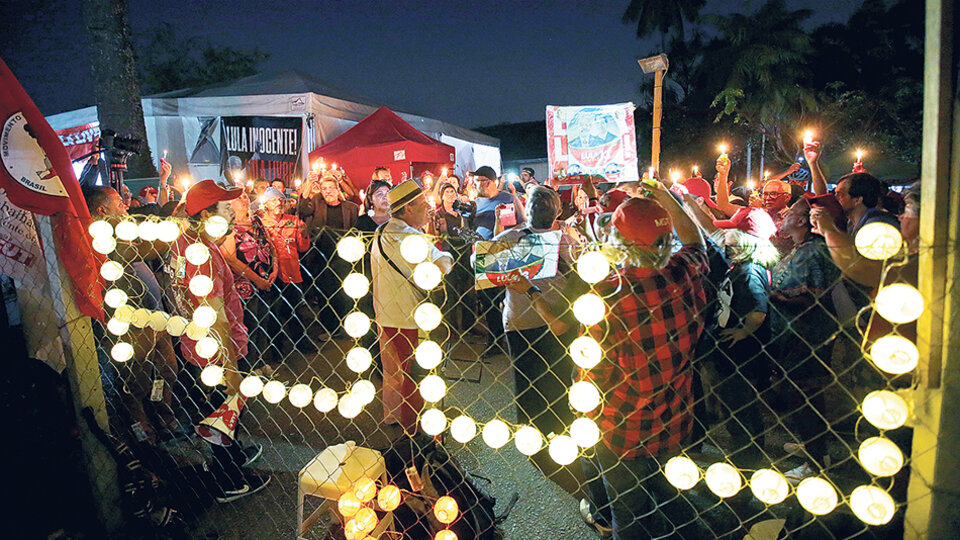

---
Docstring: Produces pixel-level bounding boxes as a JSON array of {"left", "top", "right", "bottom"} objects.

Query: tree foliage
[
  {"left": 622, "top": 0, "right": 707, "bottom": 48},
  {"left": 137, "top": 23, "right": 269, "bottom": 95}
]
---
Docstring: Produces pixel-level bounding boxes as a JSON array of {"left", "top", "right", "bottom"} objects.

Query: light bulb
[
  {"left": 88, "top": 220, "right": 113, "bottom": 239},
  {"left": 450, "top": 415, "right": 477, "bottom": 443},
  {"left": 104, "top": 288, "right": 128, "bottom": 309},
  {"left": 849, "top": 485, "right": 896, "bottom": 525},
  {"left": 338, "top": 492, "right": 362, "bottom": 517},
  {"left": 92, "top": 235, "right": 117, "bottom": 255},
  {"left": 377, "top": 485, "right": 402, "bottom": 511},
  {"left": 414, "top": 303, "right": 442, "bottom": 331},
  {"left": 189, "top": 275, "right": 214, "bottom": 297},
  {"left": 569, "top": 336, "right": 602, "bottom": 370},
  {"left": 336, "top": 236, "right": 365, "bottom": 262},
  {"left": 433, "top": 496, "right": 459, "bottom": 524},
  {"left": 577, "top": 251, "right": 611, "bottom": 284},
  {"left": 482, "top": 419, "right": 510, "bottom": 449},
  {"left": 262, "top": 380, "right": 286, "bottom": 404},
  {"left": 114, "top": 220, "right": 138, "bottom": 241},
  {"left": 415, "top": 340, "right": 443, "bottom": 370},
  {"left": 131, "top": 308, "right": 151, "bottom": 328},
  {"left": 148, "top": 310, "right": 169, "bottom": 332},
  {"left": 313, "top": 388, "right": 338, "bottom": 412},
  {"left": 855, "top": 222, "right": 902, "bottom": 260},
  {"left": 664, "top": 456, "right": 700, "bottom": 490},
  {"left": 185, "top": 322, "right": 208, "bottom": 340},
  {"left": 343, "top": 273, "right": 370, "bottom": 299},
  {"left": 240, "top": 375, "right": 264, "bottom": 397},
  {"left": 345, "top": 347, "right": 373, "bottom": 373},
  {"left": 200, "top": 364, "right": 224, "bottom": 386},
  {"left": 420, "top": 408, "right": 447, "bottom": 435},
  {"left": 138, "top": 220, "right": 160, "bottom": 242},
  {"left": 749, "top": 469, "right": 789, "bottom": 504},
  {"left": 344, "top": 312, "right": 371, "bottom": 338},
  {"left": 875, "top": 284, "right": 925, "bottom": 324},
  {"left": 114, "top": 304, "right": 135, "bottom": 323},
  {"left": 869, "top": 335, "right": 919, "bottom": 375},
  {"left": 338, "top": 393, "right": 363, "bottom": 418},
  {"left": 100, "top": 261, "right": 124, "bottom": 281},
  {"left": 704, "top": 463, "right": 741, "bottom": 498},
  {"left": 157, "top": 220, "right": 181, "bottom": 242},
  {"left": 858, "top": 437, "right": 903, "bottom": 477},
  {"left": 343, "top": 519, "right": 361, "bottom": 540},
  {"left": 435, "top": 531, "right": 457, "bottom": 540},
  {"left": 569, "top": 381, "right": 601, "bottom": 413},
  {"left": 165, "top": 315, "right": 189, "bottom": 336},
  {"left": 184, "top": 243, "right": 211, "bottom": 266},
  {"left": 195, "top": 337, "right": 219, "bottom": 359},
  {"left": 548, "top": 435, "right": 578, "bottom": 465},
  {"left": 862, "top": 390, "right": 909, "bottom": 430},
  {"left": 570, "top": 417, "right": 601, "bottom": 448},
  {"left": 514, "top": 425, "right": 543, "bottom": 456},
  {"left": 400, "top": 235, "right": 430, "bottom": 264},
  {"left": 204, "top": 215, "right": 229, "bottom": 238},
  {"left": 413, "top": 261, "right": 443, "bottom": 290},
  {"left": 419, "top": 375, "right": 447, "bottom": 403},
  {"left": 111, "top": 342, "right": 134, "bottom": 362},
  {"left": 192, "top": 305, "right": 218, "bottom": 328},
  {"left": 796, "top": 477, "right": 838, "bottom": 515},
  {"left": 288, "top": 383, "right": 313, "bottom": 408},
  {"left": 106, "top": 318, "right": 129, "bottom": 336},
  {"left": 573, "top": 293, "right": 605, "bottom": 326},
  {"left": 351, "top": 380, "right": 376, "bottom": 405},
  {"left": 354, "top": 507, "right": 378, "bottom": 533},
  {"left": 351, "top": 477, "right": 377, "bottom": 503}
]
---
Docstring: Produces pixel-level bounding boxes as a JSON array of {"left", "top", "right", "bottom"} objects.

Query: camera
[
  {"left": 100, "top": 129, "right": 143, "bottom": 157},
  {"left": 451, "top": 199, "right": 476, "bottom": 219}
]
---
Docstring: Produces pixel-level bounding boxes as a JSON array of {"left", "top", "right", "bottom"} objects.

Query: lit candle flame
[
  {"left": 442, "top": 167, "right": 448, "bottom": 176},
  {"left": 311, "top": 160, "right": 320, "bottom": 172},
  {"left": 717, "top": 143, "right": 728, "bottom": 155},
  {"left": 162, "top": 149, "right": 168, "bottom": 160},
  {"left": 648, "top": 166, "right": 656, "bottom": 179},
  {"left": 856, "top": 149, "right": 864, "bottom": 161},
  {"left": 246, "top": 179, "right": 254, "bottom": 189},
  {"left": 692, "top": 165, "right": 699, "bottom": 174},
  {"left": 669, "top": 170, "right": 680, "bottom": 183},
  {"left": 180, "top": 176, "right": 191, "bottom": 190},
  {"left": 294, "top": 178, "right": 302, "bottom": 189},
  {"left": 764, "top": 170, "right": 771, "bottom": 179},
  {"left": 803, "top": 130, "right": 814, "bottom": 144},
  {"left": 331, "top": 162, "right": 337, "bottom": 170},
  {"left": 746, "top": 179, "right": 756, "bottom": 190}
]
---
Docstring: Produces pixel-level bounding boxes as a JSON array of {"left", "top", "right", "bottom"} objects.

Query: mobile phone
[{"left": 499, "top": 203, "right": 517, "bottom": 227}]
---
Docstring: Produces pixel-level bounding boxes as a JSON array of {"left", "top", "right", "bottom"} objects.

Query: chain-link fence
[{"left": 3, "top": 198, "right": 945, "bottom": 539}]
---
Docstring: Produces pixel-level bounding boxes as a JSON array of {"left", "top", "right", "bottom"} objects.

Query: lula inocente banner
[{"left": 220, "top": 116, "right": 302, "bottom": 183}]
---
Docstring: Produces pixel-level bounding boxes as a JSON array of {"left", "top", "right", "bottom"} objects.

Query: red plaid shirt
[{"left": 585, "top": 245, "right": 708, "bottom": 459}]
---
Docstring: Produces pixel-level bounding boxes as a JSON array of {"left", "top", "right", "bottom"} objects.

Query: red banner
[
  {"left": 0, "top": 57, "right": 103, "bottom": 320},
  {"left": 55, "top": 122, "right": 101, "bottom": 161}
]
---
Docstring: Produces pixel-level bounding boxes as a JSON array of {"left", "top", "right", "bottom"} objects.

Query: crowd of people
[{"left": 87, "top": 138, "right": 919, "bottom": 537}]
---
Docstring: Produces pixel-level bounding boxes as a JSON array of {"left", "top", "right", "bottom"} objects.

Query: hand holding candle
[
  {"left": 717, "top": 143, "right": 729, "bottom": 165},
  {"left": 853, "top": 149, "right": 866, "bottom": 173}
]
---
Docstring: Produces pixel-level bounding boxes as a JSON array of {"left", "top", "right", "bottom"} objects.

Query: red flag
[{"left": 0, "top": 57, "right": 103, "bottom": 320}]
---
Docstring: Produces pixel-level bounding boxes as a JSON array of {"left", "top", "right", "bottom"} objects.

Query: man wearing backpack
[{"left": 372, "top": 180, "right": 453, "bottom": 434}]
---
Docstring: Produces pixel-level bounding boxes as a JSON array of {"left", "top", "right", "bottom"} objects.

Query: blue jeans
[{"left": 581, "top": 444, "right": 677, "bottom": 539}]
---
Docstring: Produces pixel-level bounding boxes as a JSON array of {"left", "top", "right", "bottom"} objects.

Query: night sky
[{"left": 4, "top": 0, "right": 865, "bottom": 129}]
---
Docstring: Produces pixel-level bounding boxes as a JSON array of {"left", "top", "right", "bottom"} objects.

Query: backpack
[{"left": 379, "top": 434, "right": 514, "bottom": 540}]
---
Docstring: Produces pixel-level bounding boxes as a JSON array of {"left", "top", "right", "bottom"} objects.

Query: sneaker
[
  {"left": 242, "top": 442, "right": 264, "bottom": 467},
  {"left": 784, "top": 463, "right": 815, "bottom": 484},
  {"left": 579, "top": 498, "right": 612, "bottom": 538},
  {"left": 216, "top": 475, "right": 271, "bottom": 503}
]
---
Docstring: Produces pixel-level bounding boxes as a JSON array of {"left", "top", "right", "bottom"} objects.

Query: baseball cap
[
  {"left": 681, "top": 177, "right": 717, "bottom": 209},
  {"left": 474, "top": 166, "right": 497, "bottom": 181},
  {"left": 601, "top": 189, "right": 630, "bottom": 213},
  {"left": 184, "top": 179, "right": 243, "bottom": 217},
  {"left": 612, "top": 197, "right": 673, "bottom": 249},
  {"left": 389, "top": 180, "right": 424, "bottom": 211},
  {"left": 713, "top": 206, "right": 777, "bottom": 240}
]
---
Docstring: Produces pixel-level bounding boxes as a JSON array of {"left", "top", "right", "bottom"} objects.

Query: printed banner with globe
[
  {"left": 546, "top": 103, "right": 638, "bottom": 182},
  {"left": 473, "top": 230, "right": 561, "bottom": 290}
]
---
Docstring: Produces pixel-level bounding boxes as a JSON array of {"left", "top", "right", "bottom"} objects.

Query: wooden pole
[{"left": 651, "top": 69, "right": 664, "bottom": 172}]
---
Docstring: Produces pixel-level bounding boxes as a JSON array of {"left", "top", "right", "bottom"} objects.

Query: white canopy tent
[{"left": 46, "top": 70, "right": 500, "bottom": 181}]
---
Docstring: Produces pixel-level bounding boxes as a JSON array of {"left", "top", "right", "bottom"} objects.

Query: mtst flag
[{"left": 0, "top": 56, "right": 103, "bottom": 319}]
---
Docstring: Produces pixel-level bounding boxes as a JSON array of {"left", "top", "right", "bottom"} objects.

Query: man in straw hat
[{"left": 371, "top": 180, "right": 454, "bottom": 434}]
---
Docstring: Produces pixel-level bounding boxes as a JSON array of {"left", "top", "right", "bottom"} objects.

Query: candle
[
  {"left": 331, "top": 162, "right": 337, "bottom": 171},
  {"left": 180, "top": 176, "right": 191, "bottom": 190},
  {"left": 669, "top": 170, "right": 680, "bottom": 184},
  {"left": 746, "top": 179, "right": 756, "bottom": 190},
  {"left": 162, "top": 149, "right": 168, "bottom": 160},
  {"left": 692, "top": 165, "right": 699, "bottom": 175},
  {"left": 803, "top": 130, "right": 814, "bottom": 145},
  {"left": 442, "top": 167, "right": 448, "bottom": 176},
  {"left": 648, "top": 166, "right": 656, "bottom": 180},
  {"left": 294, "top": 178, "right": 302, "bottom": 189},
  {"left": 856, "top": 149, "right": 864, "bottom": 162},
  {"left": 311, "top": 160, "right": 320, "bottom": 172},
  {"left": 764, "top": 170, "right": 771, "bottom": 180},
  {"left": 717, "top": 144, "right": 729, "bottom": 164},
  {"left": 246, "top": 179, "right": 254, "bottom": 190}
]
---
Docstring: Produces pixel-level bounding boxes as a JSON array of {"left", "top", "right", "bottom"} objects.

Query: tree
[
  {"left": 82, "top": 0, "right": 155, "bottom": 178},
  {"left": 622, "top": 0, "right": 707, "bottom": 49},
  {"left": 707, "top": 0, "right": 818, "bottom": 162},
  {"left": 137, "top": 23, "right": 268, "bottom": 95}
]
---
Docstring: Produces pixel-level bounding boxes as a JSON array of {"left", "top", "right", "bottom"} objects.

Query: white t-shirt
[{"left": 372, "top": 217, "right": 453, "bottom": 329}]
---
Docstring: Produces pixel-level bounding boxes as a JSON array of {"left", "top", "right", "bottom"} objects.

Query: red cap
[
  {"left": 184, "top": 179, "right": 243, "bottom": 216},
  {"left": 804, "top": 192, "right": 846, "bottom": 231},
  {"left": 713, "top": 206, "right": 777, "bottom": 240},
  {"left": 139, "top": 186, "right": 158, "bottom": 198},
  {"left": 612, "top": 197, "right": 672, "bottom": 249},
  {"left": 681, "top": 177, "right": 717, "bottom": 209},
  {"left": 601, "top": 189, "right": 631, "bottom": 213}
]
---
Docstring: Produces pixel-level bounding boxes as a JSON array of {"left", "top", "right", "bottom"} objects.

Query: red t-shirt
[{"left": 263, "top": 214, "right": 309, "bottom": 283}]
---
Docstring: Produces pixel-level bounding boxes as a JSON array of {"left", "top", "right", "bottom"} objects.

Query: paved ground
[{"left": 171, "top": 336, "right": 597, "bottom": 539}]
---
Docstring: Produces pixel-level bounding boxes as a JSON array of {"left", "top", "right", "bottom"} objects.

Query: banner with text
[
  {"left": 546, "top": 103, "right": 638, "bottom": 182},
  {"left": 221, "top": 116, "right": 302, "bottom": 183},
  {"left": 55, "top": 122, "right": 101, "bottom": 162}
]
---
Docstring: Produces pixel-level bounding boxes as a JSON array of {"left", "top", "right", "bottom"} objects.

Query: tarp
[
  {"left": 308, "top": 107, "right": 455, "bottom": 188},
  {"left": 45, "top": 70, "right": 499, "bottom": 183}
]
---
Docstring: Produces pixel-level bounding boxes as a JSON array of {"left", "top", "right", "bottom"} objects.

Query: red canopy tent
[{"left": 308, "top": 106, "right": 455, "bottom": 190}]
